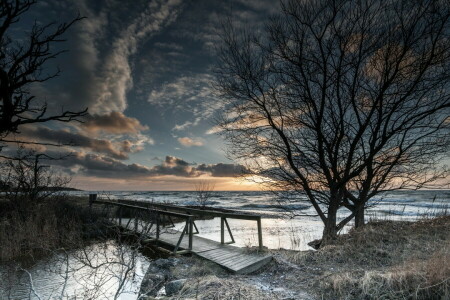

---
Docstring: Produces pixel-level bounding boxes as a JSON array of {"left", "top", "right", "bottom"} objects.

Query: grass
[
  {"left": 177, "top": 275, "right": 279, "bottom": 300},
  {"left": 279, "top": 216, "right": 450, "bottom": 299},
  {"left": 0, "top": 196, "right": 106, "bottom": 262}
]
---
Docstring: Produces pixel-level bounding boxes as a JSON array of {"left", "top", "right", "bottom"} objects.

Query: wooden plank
[
  {"left": 202, "top": 254, "right": 245, "bottom": 265},
  {"left": 224, "top": 255, "right": 266, "bottom": 269},
  {"left": 216, "top": 252, "right": 255, "bottom": 264},
  {"left": 107, "top": 209, "right": 272, "bottom": 274},
  {"left": 230, "top": 256, "right": 273, "bottom": 274},
  {"left": 214, "top": 254, "right": 250, "bottom": 265},
  {"left": 198, "top": 250, "right": 243, "bottom": 261}
]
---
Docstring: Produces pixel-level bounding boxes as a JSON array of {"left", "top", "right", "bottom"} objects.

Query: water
[
  {"left": 0, "top": 242, "right": 150, "bottom": 300},
  {"left": 72, "top": 190, "right": 450, "bottom": 251},
  {"left": 2, "top": 190, "right": 448, "bottom": 299}
]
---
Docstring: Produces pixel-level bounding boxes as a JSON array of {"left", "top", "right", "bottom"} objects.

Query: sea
[
  {"left": 2, "top": 190, "right": 448, "bottom": 299},
  {"left": 70, "top": 189, "right": 450, "bottom": 251}
]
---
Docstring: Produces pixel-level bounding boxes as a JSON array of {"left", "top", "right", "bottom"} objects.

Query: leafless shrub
[
  {"left": 194, "top": 180, "right": 215, "bottom": 208},
  {"left": 0, "top": 148, "right": 72, "bottom": 216}
]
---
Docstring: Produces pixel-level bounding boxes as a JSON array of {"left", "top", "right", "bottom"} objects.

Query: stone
[
  {"left": 139, "top": 273, "right": 165, "bottom": 296},
  {"left": 165, "top": 279, "right": 187, "bottom": 296}
]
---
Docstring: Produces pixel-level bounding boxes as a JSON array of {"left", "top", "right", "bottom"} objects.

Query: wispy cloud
[
  {"left": 172, "top": 117, "right": 202, "bottom": 131},
  {"left": 178, "top": 137, "right": 203, "bottom": 147},
  {"left": 79, "top": 0, "right": 183, "bottom": 114}
]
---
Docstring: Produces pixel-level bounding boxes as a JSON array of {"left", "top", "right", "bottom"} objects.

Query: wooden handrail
[
  {"left": 92, "top": 199, "right": 194, "bottom": 218},
  {"left": 119, "top": 199, "right": 262, "bottom": 220},
  {"left": 92, "top": 198, "right": 195, "bottom": 253},
  {"left": 91, "top": 195, "right": 264, "bottom": 251}
]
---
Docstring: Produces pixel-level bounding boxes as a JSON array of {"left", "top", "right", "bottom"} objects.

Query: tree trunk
[
  {"left": 354, "top": 205, "right": 365, "bottom": 228},
  {"left": 321, "top": 204, "right": 339, "bottom": 246}
]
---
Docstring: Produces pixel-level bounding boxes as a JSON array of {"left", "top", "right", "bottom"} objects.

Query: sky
[{"left": 6, "top": 0, "right": 280, "bottom": 191}]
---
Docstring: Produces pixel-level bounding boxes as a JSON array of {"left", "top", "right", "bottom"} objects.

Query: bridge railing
[
  {"left": 108, "top": 198, "right": 265, "bottom": 251},
  {"left": 90, "top": 196, "right": 194, "bottom": 254}
]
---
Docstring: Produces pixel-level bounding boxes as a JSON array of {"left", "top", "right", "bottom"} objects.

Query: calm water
[
  {"left": 0, "top": 242, "right": 150, "bottom": 300},
  {"left": 2, "top": 190, "right": 448, "bottom": 299}
]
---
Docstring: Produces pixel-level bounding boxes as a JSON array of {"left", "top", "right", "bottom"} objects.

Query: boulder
[
  {"left": 165, "top": 279, "right": 187, "bottom": 296},
  {"left": 139, "top": 273, "right": 165, "bottom": 296}
]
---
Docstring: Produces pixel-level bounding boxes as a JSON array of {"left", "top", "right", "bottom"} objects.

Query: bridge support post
[
  {"left": 156, "top": 212, "right": 160, "bottom": 240},
  {"left": 220, "top": 217, "right": 225, "bottom": 244},
  {"left": 224, "top": 218, "right": 235, "bottom": 244},
  {"left": 257, "top": 217, "right": 263, "bottom": 251},
  {"left": 89, "top": 194, "right": 97, "bottom": 207},
  {"left": 188, "top": 217, "right": 193, "bottom": 250}
]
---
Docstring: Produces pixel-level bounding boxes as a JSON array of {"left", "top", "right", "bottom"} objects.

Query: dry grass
[
  {"left": 175, "top": 275, "right": 279, "bottom": 300},
  {"left": 327, "top": 246, "right": 450, "bottom": 299},
  {"left": 0, "top": 197, "right": 102, "bottom": 262},
  {"left": 280, "top": 216, "right": 450, "bottom": 299}
]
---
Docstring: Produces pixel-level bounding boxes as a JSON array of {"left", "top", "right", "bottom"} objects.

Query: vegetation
[
  {"left": 194, "top": 180, "right": 215, "bottom": 208},
  {"left": 0, "top": 197, "right": 94, "bottom": 261},
  {"left": 0, "top": 0, "right": 87, "bottom": 144},
  {"left": 215, "top": 0, "right": 450, "bottom": 245},
  {"left": 282, "top": 216, "right": 450, "bottom": 299}
]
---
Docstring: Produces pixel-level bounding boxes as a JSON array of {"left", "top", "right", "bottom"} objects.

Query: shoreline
[
  {"left": 1, "top": 195, "right": 449, "bottom": 299},
  {"left": 138, "top": 215, "right": 450, "bottom": 299}
]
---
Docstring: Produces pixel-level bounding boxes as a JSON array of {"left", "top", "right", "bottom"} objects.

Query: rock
[
  {"left": 155, "top": 257, "right": 179, "bottom": 268},
  {"left": 139, "top": 273, "right": 165, "bottom": 296},
  {"left": 165, "top": 279, "right": 187, "bottom": 296},
  {"left": 307, "top": 239, "right": 322, "bottom": 249}
]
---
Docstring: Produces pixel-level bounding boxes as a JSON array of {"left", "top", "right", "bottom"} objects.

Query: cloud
[
  {"left": 205, "top": 125, "right": 222, "bottom": 135},
  {"left": 178, "top": 137, "right": 203, "bottom": 147},
  {"left": 55, "top": 152, "right": 153, "bottom": 177},
  {"left": 53, "top": 154, "right": 197, "bottom": 178},
  {"left": 148, "top": 73, "right": 221, "bottom": 117},
  {"left": 87, "top": 0, "right": 183, "bottom": 114},
  {"left": 82, "top": 112, "right": 149, "bottom": 134},
  {"left": 49, "top": 153, "right": 249, "bottom": 179},
  {"left": 197, "top": 163, "right": 251, "bottom": 177},
  {"left": 20, "top": 127, "right": 137, "bottom": 160},
  {"left": 154, "top": 42, "right": 184, "bottom": 51},
  {"left": 173, "top": 117, "right": 202, "bottom": 131},
  {"left": 33, "top": 0, "right": 184, "bottom": 115}
]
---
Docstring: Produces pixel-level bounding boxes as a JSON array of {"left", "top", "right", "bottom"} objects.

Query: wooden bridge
[{"left": 89, "top": 195, "right": 272, "bottom": 274}]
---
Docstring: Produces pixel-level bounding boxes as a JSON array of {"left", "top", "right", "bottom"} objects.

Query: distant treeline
[{"left": 0, "top": 181, "right": 81, "bottom": 192}]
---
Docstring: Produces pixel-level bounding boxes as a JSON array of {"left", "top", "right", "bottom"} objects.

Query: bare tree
[
  {"left": 0, "top": 147, "right": 71, "bottom": 215},
  {"left": 194, "top": 180, "right": 216, "bottom": 208},
  {"left": 0, "top": 0, "right": 87, "bottom": 140},
  {"left": 215, "top": 0, "right": 450, "bottom": 244}
]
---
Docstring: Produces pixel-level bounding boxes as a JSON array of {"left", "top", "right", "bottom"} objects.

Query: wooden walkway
[
  {"left": 118, "top": 219, "right": 272, "bottom": 274},
  {"left": 92, "top": 197, "right": 272, "bottom": 274}
]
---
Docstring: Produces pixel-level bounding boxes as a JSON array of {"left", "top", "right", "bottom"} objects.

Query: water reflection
[{"left": 0, "top": 241, "right": 149, "bottom": 300}]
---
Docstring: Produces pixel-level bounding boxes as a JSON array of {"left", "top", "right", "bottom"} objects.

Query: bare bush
[
  {"left": 194, "top": 180, "right": 215, "bottom": 208},
  {"left": 0, "top": 148, "right": 71, "bottom": 215}
]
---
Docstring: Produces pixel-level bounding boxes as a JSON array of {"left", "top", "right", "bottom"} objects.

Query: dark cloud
[
  {"left": 49, "top": 153, "right": 249, "bottom": 179},
  {"left": 54, "top": 152, "right": 152, "bottom": 177},
  {"left": 21, "top": 127, "right": 129, "bottom": 160},
  {"left": 150, "top": 156, "right": 198, "bottom": 177},
  {"left": 197, "top": 163, "right": 251, "bottom": 177},
  {"left": 82, "top": 112, "right": 149, "bottom": 134}
]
